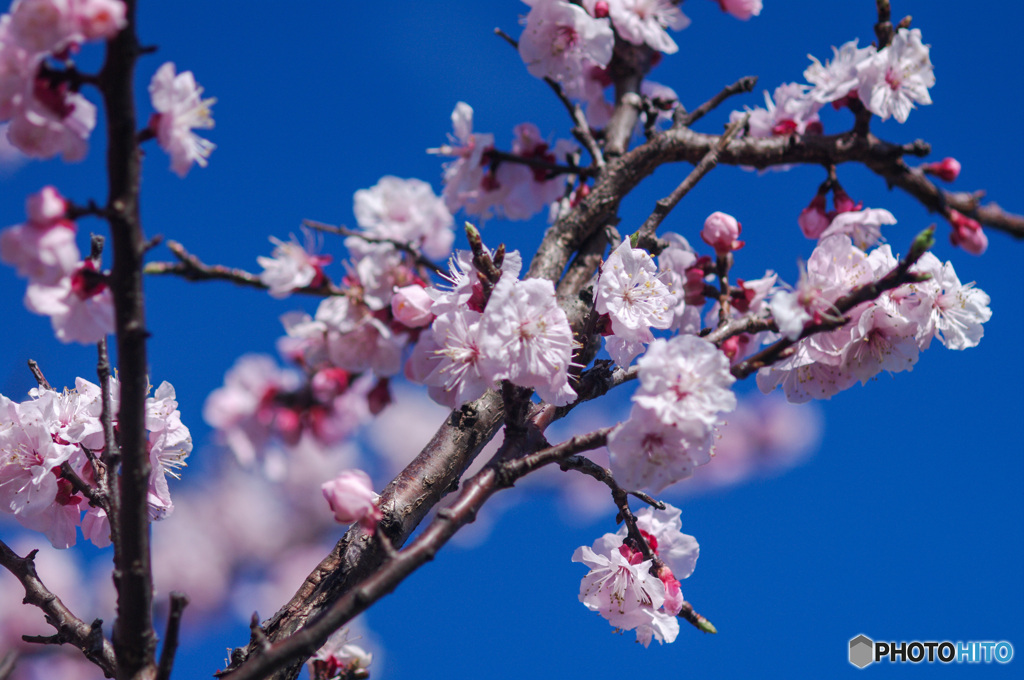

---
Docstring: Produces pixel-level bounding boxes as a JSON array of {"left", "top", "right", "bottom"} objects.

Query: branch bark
[{"left": 0, "top": 541, "right": 117, "bottom": 677}]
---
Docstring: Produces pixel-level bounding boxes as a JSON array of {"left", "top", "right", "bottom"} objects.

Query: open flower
[{"left": 148, "top": 62, "right": 216, "bottom": 177}]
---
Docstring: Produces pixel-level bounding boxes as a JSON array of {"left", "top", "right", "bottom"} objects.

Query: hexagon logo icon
[{"left": 849, "top": 634, "right": 874, "bottom": 668}]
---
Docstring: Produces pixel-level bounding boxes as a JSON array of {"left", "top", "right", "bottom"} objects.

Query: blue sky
[{"left": 1, "top": 0, "right": 1022, "bottom": 678}]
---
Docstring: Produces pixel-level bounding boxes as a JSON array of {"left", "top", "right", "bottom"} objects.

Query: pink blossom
[
  {"left": 519, "top": 1, "right": 614, "bottom": 92},
  {"left": 72, "top": 0, "right": 126, "bottom": 41},
  {"left": 352, "top": 176, "right": 454, "bottom": 259},
  {"left": 601, "top": 0, "right": 690, "bottom": 54},
  {"left": 479, "top": 276, "right": 576, "bottom": 406},
  {"left": 23, "top": 260, "right": 114, "bottom": 344},
  {"left": 6, "top": 84, "right": 96, "bottom": 161},
  {"left": 321, "top": 469, "right": 382, "bottom": 531},
  {"left": 428, "top": 101, "right": 497, "bottom": 216},
  {"left": 1, "top": 213, "right": 79, "bottom": 285},
  {"left": 608, "top": 405, "right": 712, "bottom": 492},
  {"left": 148, "top": 62, "right": 216, "bottom": 177},
  {"left": 572, "top": 529, "right": 679, "bottom": 646},
  {"left": 595, "top": 240, "right": 676, "bottom": 367},
  {"left": 804, "top": 39, "right": 876, "bottom": 105},
  {"left": 701, "top": 210, "right": 744, "bottom": 255},
  {"left": 391, "top": 283, "right": 434, "bottom": 328},
  {"left": 856, "top": 28, "right": 934, "bottom": 123},
  {"left": 493, "top": 123, "right": 576, "bottom": 221},
  {"left": 633, "top": 335, "right": 737, "bottom": 429},
  {"left": 257, "top": 234, "right": 330, "bottom": 298},
  {"left": 309, "top": 628, "right": 373, "bottom": 680},
  {"left": 948, "top": 210, "right": 987, "bottom": 255},
  {"left": 732, "top": 82, "right": 821, "bottom": 139},
  {"left": 819, "top": 207, "right": 897, "bottom": 250},
  {"left": 406, "top": 309, "right": 491, "bottom": 409},
  {"left": 922, "top": 157, "right": 961, "bottom": 182},
  {"left": 714, "top": 0, "right": 762, "bottom": 21}
]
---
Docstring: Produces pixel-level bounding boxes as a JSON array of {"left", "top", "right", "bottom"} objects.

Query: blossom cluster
[
  {"left": 731, "top": 28, "right": 935, "bottom": 138},
  {"left": 429, "top": 102, "right": 576, "bottom": 221},
  {"left": 762, "top": 234, "right": 991, "bottom": 402},
  {"left": 0, "top": 185, "right": 113, "bottom": 343},
  {"left": 210, "top": 177, "right": 456, "bottom": 472},
  {"left": 407, "top": 245, "right": 577, "bottom": 407},
  {"left": 573, "top": 503, "right": 698, "bottom": 646},
  {"left": 0, "top": 0, "right": 125, "bottom": 160},
  {"left": 0, "top": 375, "right": 190, "bottom": 548}
]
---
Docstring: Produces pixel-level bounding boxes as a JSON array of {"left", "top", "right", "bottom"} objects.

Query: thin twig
[
  {"left": 678, "top": 601, "right": 718, "bottom": 634},
  {"left": 677, "top": 76, "right": 758, "bottom": 128},
  {"left": 485, "top": 149, "right": 596, "bottom": 178},
  {"left": 27, "top": 360, "right": 52, "bottom": 390},
  {"left": 145, "top": 240, "right": 348, "bottom": 295},
  {"left": 558, "top": 455, "right": 665, "bottom": 510},
  {"left": 0, "top": 541, "right": 117, "bottom": 677},
  {"left": 302, "top": 220, "right": 444, "bottom": 275},
  {"left": 155, "top": 593, "right": 189, "bottom": 680},
  {"left": 494, "top": 27, "right": 605, "bottom": 168}
]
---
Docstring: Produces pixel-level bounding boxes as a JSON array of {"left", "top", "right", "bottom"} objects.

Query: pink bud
[
  {"left": 391, "top": 284, "right": 434, "bottom": 328},
  {"left": 26, "top": 186, "right": 68, "bottom": 226},
  {"left": 593, "top": 1, "right": 610, "bottom": 18},
  {"left": 657, "top": 565, "right": 685, "bottom": 616},
  {"left": 922, "top": 157, "right": 961, "bottom": 182},
  {"left": 684, "top": 267, "right": 707, "bottom": 306},
  {"left": 701, "top": 211, "right": 744, "bottom": 256},
  {"left": 948, "top": 210, "right": 988, "bottom": 256},
  {"left": 716, "top": 0, "right": 763, "bottom": 21},
  {"left": 831, "top": 185, "right": 860, "bottom": 214},
  {"left": 321, "top": 470, "right": 382, "bottom": 531},
  {"left": 798, "top": 194, "right": 830, "bottom": 239}
]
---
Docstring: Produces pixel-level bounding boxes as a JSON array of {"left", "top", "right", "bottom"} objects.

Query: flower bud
[
  {"left": 701, "top": 211, "right": 744, "bottom": 256},
  {"left": 321, "top": 470, "right": 382, "bottom": 532},
  {"left": 831, "top": 185, "right": 861, "bottom": 214},
  {"left": 798, "top": 194, "right": 830, "bottom": 239},
  {"left": 922, "top": 157, "right": 961, "bottom": 182},
  {"left": 948, "top": 210, "right": 988, "bottom": 255},
  {"left": 391, "top": 284, "right": 434, "bottom": 328}
]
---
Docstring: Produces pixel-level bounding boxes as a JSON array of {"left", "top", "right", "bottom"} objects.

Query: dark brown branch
[
  {"left": 98, "top": 1, "right": 158, "bottom": 676},
  {"left": 0, "top": 541, "right": 117, "bottom": 677},
  {"left": 27, "top": 360, "right": 52, "bottom": 390},
  {"left": 485, "top": 149, "right": 596, "bottom": 179},
  {"left": 677, "top": 76, "right": 758, "bottom": 128},
  {"left": 154, "top": 593, "right": 188, "bottom": 680},
  {"left": 59, "top": 460, "right": 107, "bottom": 509},
  {"left": 874, "top": 0, "right": 894, "bottom": 48},
  {"left": 557, "top": 454, "right": 665, "bottom": 510},
  {"left": 865, "top": 160, "right": 1024, "bottom": 240},
  {"left": 220, "top": 389, "right": 508, "bottom": 680},
  {"left": 732, "top": 227, "right": 936, "bottom": 379},
  {"left": 145, "top": 240, "right": 347, "bottom": 296},
  {"left": 302, "top": 219, "right": 445, "bottom": 276},
  {"left": 222, "top": 427, "right": 612, "bottom": 680}
]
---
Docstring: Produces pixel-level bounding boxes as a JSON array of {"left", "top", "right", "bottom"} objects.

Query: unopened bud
[
  {"left": 701, "top": 211, "right": 744, "bottom": 256},
  {"left": 922, "top": 157, "right": 961, "bottom": 182},
  {"left": 948, "top": 210, "right": 987, "bottom": 255}
]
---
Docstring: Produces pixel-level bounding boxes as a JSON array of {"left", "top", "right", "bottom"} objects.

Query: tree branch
[
  {"left": 676, "top": 76, "right": 758, "bottom": 128},
  {"left": 27, "top": 360, "right": 52, "bottom": 390},
  {"left": 97, "top": 1, "right": 157, "bottom": 677},
  {"left": 154, "top": 593, "right": 189, "bottom": 680},
  {"left": 0, "top": 541, "right": 117, "bottom": 677},
  {"left": 221, "top": 427, "right": 612, "bottom": 680}
]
